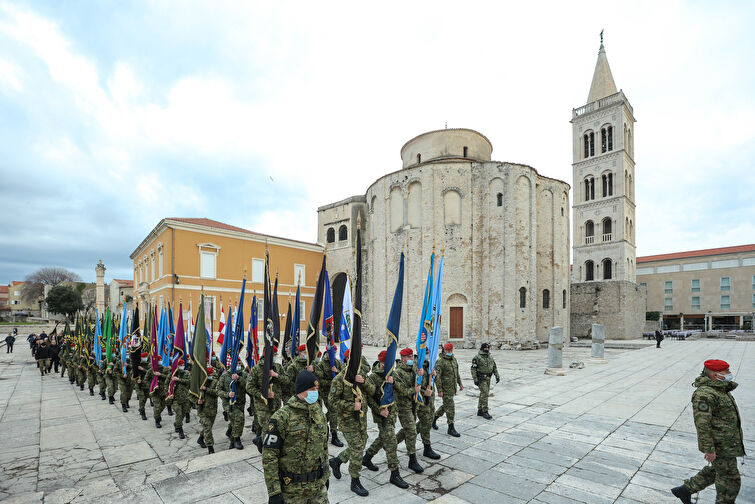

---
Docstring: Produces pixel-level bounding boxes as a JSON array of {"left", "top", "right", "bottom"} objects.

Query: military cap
[
  {"left": 704, "top": 359, "right": 729, "bottom": 372},
  {"left": 443, "top": 342, "right": 454, "bottom": 352},
  {"left": 207, "top": 367, "right": 214, "bottom": 375},
  {"left": 378, "top": 350, "right": 387, "bottom": 362},
  {"left": 297, "top": 344, "right": 306, "bottom": 352},
  {"left": 399, "top": 347, "right": 413, "bottom": 357},
  {"left": 343, "top": 349, "right": 350, "bottom": 359},
  {"left": 480, "top": 342, "right": 490, "bottom": 349},
  {"left": 295, "top": 370, "right": 318, "bottom": 394}
]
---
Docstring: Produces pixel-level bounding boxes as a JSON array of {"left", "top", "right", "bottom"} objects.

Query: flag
[
  {"left": 218, "top": 309, "right": 230, "bottom": 369},
  {"left": 306, "top": 254, "right": 327, "bottom": 365},
  {"left": 251, "top": 295, "right": 259, "bottom": 366},
  {"left": 282, "top": 300, "right": 291, "bottom": 362},
  {"left": 93, "top": 309, "right": 103, "bottom": 365},
  {"left": 261, "top": 249, "right": 274, "bottom": 406},
  {"left": 339, "top": 276, "right": 353, "bottom": 361},
  {"left": 415, "top": 250, "right": 435, "bottom": 403},
  {"left": 344, "top": 217, "right": 363, "bottom": 421},
  {"left": 189, "top": 295, "right": 208, "bottom": 401},
  {"left": 246, "top": 296, "right": 257, "bottom": 369},
  {"left": 104, "top": 307, "right": 113, "bottom": 364},
  {"left": 428, "top": 256, "right": 445, "bottom": 387},
  {"left": 119, "top": 305, "right": 128, "bottom": 375},
  {"left": 149, "top": 307, "right": 160, "bottom": 393},
  {"left": 129, "top": 305, "right": 142, "bottom": 380},
  {"left": 229, "top": 279, "right": 246, "bottom": 406},
  {"left": 216, "top": 302, "right": 226, "bottom": 344},
  {"left": 290, "top": 283, "right": 301, "bottom": 359},
  {"left": 167, "top": 303, "right": 185, "bottom": 400},
  {"left": 272, "top": 273, "right": 280, "bottom": 349},
  {"left": 380, "top": 252, "right": 404, "bottom": 408},
  {"left": 323, "top": 270, "right": 337, "bottom": 377}
]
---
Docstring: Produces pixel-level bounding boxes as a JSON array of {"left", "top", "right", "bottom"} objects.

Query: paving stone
[
  {"left": 469, "top": 469, "right": 546, "bottom": 500},
  {"left": 450, "top": 482, "right": 527, "bottom": 504},
  {"left": 102, "top": 440, "right": 157, "bottom": 468},
  {"left": 440, "top": 452, "right": 497, "bottom": 475}
]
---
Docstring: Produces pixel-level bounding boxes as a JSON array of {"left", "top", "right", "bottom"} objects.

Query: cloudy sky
[{"left": 1, "top": 1, "right": 753, "bottom": 284}]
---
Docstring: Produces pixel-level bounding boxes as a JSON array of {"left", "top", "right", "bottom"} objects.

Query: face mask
[
  {"left": 446, "top": 353, "right": 453, "bottom": 357},
  {"left": 721, "top": 373, "right": 734, "bottom": 382},
  {"left": 406, "top": 359, "right": 414, "bottom": 367},
  {"left": 305, "top": 390, "right": 319, "bottom": 404}
]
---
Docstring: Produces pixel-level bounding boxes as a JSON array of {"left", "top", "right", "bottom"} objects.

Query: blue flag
[
  {"left": 93, "top": 308, "right": 102, "bottom": 365},
  {"left": 119, "top": 306, "right": 128, "bottom": 375},
  {"left": 429, "top": 256, "right": 444, "bottom": 387},
  {"left": 246, "top": 295, "right": 257, "bottom": 369},
  {"left": 218, "top": 309, "right": 230, "bottom": 370},
  {"left": 322, "top": 269, "right": 337, "bottom": 377},
  {"left": 380, "top": 252, "right": 404, "bottom": 408},
  {"left": 415, "top": 251, "right": 435, "bottom": 403},
  {"left": 339, "top": 276, "right": 353, "bottom": 361},
  {"left": 229, "top": 278, "right": 246, "bottom": 405},
  {"left": 290, "top": 284, "right": 300, "bottom": 358}
]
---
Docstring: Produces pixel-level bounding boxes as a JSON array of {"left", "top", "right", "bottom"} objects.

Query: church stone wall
[{"left": 570, "top": 281, "right": 646, "bottom": 340}]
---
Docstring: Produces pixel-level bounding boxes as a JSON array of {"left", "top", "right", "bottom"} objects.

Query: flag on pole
[
  {"left": 119, "top": 305, "right": 128, "bottom": 375},
  {"left": 149, "top": 307, "right": 160, "bottom": 393},
  {"left": 104, "top": 307, "right": 113, "bottom": 364},
  {"left": 189, "top": 295, "right": 208, "bottom": 401},
  {"left": 380, "top": 251, "right": 404, "bottom": 408},
  {"left": 339, "top": 276, "right": 353, "bottom": 361},
  {"left": 428, "top": 255, "right": 445, "bottom": 387},
  {"left": 323, "top": 270, "right": 337, "bottom": 377},
  {"left": 246, "top": 296, "right": 257, "bottom": 369},
  {"left": 344, "top": 216, "right": 364, "bottom": 421},
  {"left": 261, "top": 249, "right": 274, "bottom": 407},
  {"left": 216, "top": 302, "right": 226, "bottom": 344},
  {"left": 93, "top": 309, "right": 103, "bottom": 365},
  {"left": 282, "top": 300, "right": 291, "bottom": 362},
  {"left": 229, "top": 279, "right": 246, "bottom": 406},
  {"left": 272, "top": 273, "right": 280, "bottom": 350},
  {"left": 306, "top": 255, "right": 327, "bottom": 365},
  {"left": 167, "top": 303, "right": 185, "bottom": 400},
  {"left": 415, "top": 250, "right": 435, "bottom": 403},
  {"left": 251, "top": 295, "right": 259, "bottom": 366},
  {"left": 290, "top": 283, "right": 301, "bottom": 359}
]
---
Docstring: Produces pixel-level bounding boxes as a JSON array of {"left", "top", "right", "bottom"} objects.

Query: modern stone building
[
  {"left": 569, "top": 39, "right": 646, "bottom": 340},
  {"left": 318, "top": 128, "right": 571, "bottom": 348},
  {"left": 637, "top": 244, "right": 755, "bottom": 330}
]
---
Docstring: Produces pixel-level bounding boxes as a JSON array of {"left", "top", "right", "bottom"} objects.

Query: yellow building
[{"left": 130, "top": 218, "right": 324, "bottom": 339}]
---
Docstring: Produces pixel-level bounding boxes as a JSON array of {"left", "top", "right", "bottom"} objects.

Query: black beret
[{"left": 295, "top": 370, "right": 318, "bottom": 394}]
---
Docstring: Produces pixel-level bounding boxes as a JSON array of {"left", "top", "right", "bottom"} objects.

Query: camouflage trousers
[
  {"left": 37, "top": 359, "right": 49, "bottom": 375},
  {"left": 322, "top": 393, "right": 339, "bottom": 435},
  {"left": 76, "top": 367, "right": 86, "bottom": 386},
  {"left": 120, "top": 380, "right": 133, "bottom": 406},
  {"left": 253, "top": 400, "right": 280, "bottom": 436},
  {"left": 134, "top": 383, "right": 149, "bottom": 410},
  {"left": 685, "top": 456, "right": 740, "bottom": 504},
  {"left": 365, "top": 416, "right": 400, "bottom": 470},
  {"left": 87, "top": 371, "right": 97, "bottom": 391},
  {"left": 173, "top": 399, "right": 190, "bottom": 428},
  {"left": 228, "top": 406, "right": 245, "bottom": 437},
  {"left": 394, "top": 406, "right": 418, "bottom": 455},
  {"left": 434, "top": 393, "right": 456, "bottom": 424},
  {"left": 280, "top": 479, "right": 328, "bottom": 504},
  {"left": 151, "top": 391, "right": 165, "bottom": 419},
  {"left": 417, "top": 393, "right": 435, "bottom": 445},
  {"left": 199, "top": 411, "right": 216, "bottom": 446},
  {"left": 97, "top": 374, "right": 106, "bottom": 395},
  {"left": 105, "top": 374, "right": 117, "bottom": 398},
  {"left": 477, "top": 376, "right": 491, "bottom": 411},
  {"left": 337, "top": 415, "right": 368, "bottom": 478}
]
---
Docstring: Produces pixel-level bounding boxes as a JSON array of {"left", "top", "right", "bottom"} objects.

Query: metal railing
[
  {"left": 602, "top": 233, "right": 612, "bottom": 242},
  {"left": 585, "top": 236, "right": 595, "bottom": 245}
]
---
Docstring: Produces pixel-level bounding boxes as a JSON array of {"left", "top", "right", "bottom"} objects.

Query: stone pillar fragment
[
  {"left": 591, "top": 323, "right": 605, "bottom": 359},
  {"left": 547, "top": 327, "right": 563, "bottom": 368},
  {"left": 96, "top": 260, "right": 106, "bottom": 315}
]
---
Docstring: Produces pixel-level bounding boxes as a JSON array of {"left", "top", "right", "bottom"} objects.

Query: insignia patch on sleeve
[
  {"left": 263, "top": 419, "right": 282, "bottom": 448},
  {"left": 698, "top": 402, "right": 709, "bottom": 412}
]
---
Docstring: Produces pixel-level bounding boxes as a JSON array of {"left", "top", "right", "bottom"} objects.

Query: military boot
[
  {"left": 100, "top": 392, "right": 106, "bottom": 400},
  {"left": 331, "top": 432, "right": 344, "bottom": 447},
  {"left": 167, "top": 405, "right": 174, "bottom": 416},
  {"left": 229, "top": 438, "right": 235, "bottom": 450},
  {"left": 432, "top": 419, "right": 438, "bottom": 430},
  {"left": 408, "top": 454, "right": 424, "bottom": 473},
  {"left": 482, "top": 410, "right": 492, "bottom": 420},
  {"left": 121, "top": 404, "right": 128, "bottom": 413},
  {"left": 139, "top": 409, "right": 147, "bottom": 420},
  {"left": 79, "top": 384, "right": 84, "bottom": 390},
  {"left": 671, "top": 485, "right": 692, "bottom": 504},
  {"left": 108, "top": 396, "right": 115, "bottom": 404},
  {"left": 223, "top": 411, "right": 229, "bottom": 421},
  {"left": 233, "top": 437, "right": 244, "bottom": 450},
  {"left": 477, "top": 409, "right": 483, "bottom": 416},
  {"left": 155, "top": 417, "right": 162, "bottom": 428},
  {"left": 389, "top": 469, "right": 409, "bottom": 489},
  {"left": 423, "top": 443, "right": 441, "bottom": 460},
  {"left": 177, "top": 427, "right": 185, "bottom": 439},
  {"left": 350, "top": 477, "right": 369, "bottom": 497},
  {"left": 225, "top": 425, "right": 232, "bottom": 439},
  {"left": 207, "top": 445, "right": 214, "bottom": 454},
  {"left": 361, "top": 454, "right": 379, "bottom": 472},
  {"left": 447, "top": 424, "right": 460, "bottom": 437},
  {"left": 329, "top": 457, "right": 342, "bottom": 479},
  {"left": 184, "top": 412, "right": 190, "bottom": 424},
  {"left": 89, "top": 389, "right": 94, "bottom": 396},
  {"left": 197, "top": 435, "right": 206, "bottom": 448}
]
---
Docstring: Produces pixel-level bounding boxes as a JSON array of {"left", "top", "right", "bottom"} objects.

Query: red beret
[
  {"left": 704, "top": 359, "right": 729, "bottom": 372},
  {"left": 443, "top": 343, "right": 454, "bottom": 351},
  {"left": 141, "top": 352, "right": 147, "bottom": 359},
  {"left": 207, "top": 367, "right": 214, "bottom": 375},
  {"left": 343, "top": 349, "right": 350, "bottom": 359},
  {"left": 378, "top": 350, "right": 387, "bottom": 362},
  {"left": 273, "top": 345, "right": 278, "bottom": 353},
  {"left": 298, "top": 344, "right": 306, "bottom": 352},
  {"left": 399, "top": 347, "right": 413, "bottom": 357},
  {"left": 177, "top": 359, "right": 185, "bottom": 366},
  {"left": 317, "top": 351, "right": 322, "bottom": 357},
  {"left": 211, "top": 351, "right": 216, "bottom": 357}
]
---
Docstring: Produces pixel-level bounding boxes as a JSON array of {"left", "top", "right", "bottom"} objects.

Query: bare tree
[{"left": 21, "top": 267, "right": 82, "bottom": 303}]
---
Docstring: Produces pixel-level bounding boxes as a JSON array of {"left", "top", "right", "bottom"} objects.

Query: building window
[
  {"left": 602, "top": 217, "right": 612, "bottom": 241},
  {"left": 252, "top": 258, "right": 264, "bottom": 283},
  {"left": 585, "top": 220, "right": 594, "bottom": 244},
  {"left": 608, "top": 173, "right": 613, "bottom": 195},
  {"left": 542, "top": 289, "right": 550, "bottom": 309},
  {"left": 664, "top": 281, "right": 673, "bottom": 295},
  {"left": 326, "top": 227, "right": 335, "bottom": 243},
  {"left": 601, "top": 126, "right": 613, "bottom": 153},
  {"left": 585, "top": 260, "right": 594, "bottom": 281},
  {"left": 664, "top": 298, "right": 673, "bottom": 311},
  {"left": 720, "top": 277, "right": 730, "bottom": 291},
  {"left": 691, "top": 279, "right": 701, "bottom": 293},
  {"left": 640, "top": 282, "right": 648, "bottom": 290},
  {"left": 294, "top": 264, "right": 305, "bottom": 285},
  {"left": 300, "top": 300, "right": 306, "bottom": 321},
  {"left": 158, "top": 249, "right": 164, "bottom": 278},
  {"left": 562, "top": 289, "right": 567, "bottom": 309},
  {"left": 338, "top": 225, "right": 348, "bottom": 241},
  {"left": 463, "top": 146, "right": 468, "bottom": 157},
  {"left": 691, "top": 296, "right": 701, "bottom": 311},
  {"left": 417, "top": 153, "right": 421, "bottom": 164},
  {"left": 584, "top": 177, "right": 595, "bottom": 201},
  {"left": 519, "top": 287, "right": 526, "bottom": 308},
  {"left": 721, "top": 295, "right": 731, "bottom": 310},
  {"left": 607, "top": 126, "right": 613, "bottom": 151},
  {"left": 602, "top": 258, "right": 612, "bottom": 280},
  {"left": 752, "top": 293, "right": 755, "bottom": 309},
  {"left": 200, "top": 252, "right": 216, "bottom": 279},
  {"left": 151, "top": 255, "right": 156, "bottom": 281},
  {"left": 496, "top": 193, "right": 503, "bottom": 207},
  {"left": 752, "top": 275, "right": 755, "bottom": 290},
  {"left": 583, "top": 132, "right": 594, "bottom": 158}
]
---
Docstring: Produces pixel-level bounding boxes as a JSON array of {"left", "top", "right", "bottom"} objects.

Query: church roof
[{"left": 587, "top": 43, "right": 618, "bottom": 104}]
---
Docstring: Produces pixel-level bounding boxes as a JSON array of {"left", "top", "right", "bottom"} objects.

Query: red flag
[
  {"left": 166, "top": 303, "right": 185, "bottom": 399},
  {"left": 149, "top": 307, "right": 160, "bottom": 393}
]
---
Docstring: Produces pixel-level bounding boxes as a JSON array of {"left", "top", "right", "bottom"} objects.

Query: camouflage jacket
[
  {"left": 262, "top": 396, "right": 329, "bottom": 497},
  {"left": 366, "top": 361, "right": 397, "bottom": 423},
  {"left": 393, "top": 361, "right": 417, "bottom": 410},
  {"left": 170, "top": 368, "right": 191, "bottom": 402},
  {"left": 328, "top": 363, "right": 376, "bottom": 423},
  {"left": 246, "top": 361, "right": 290, "bottom": 410},
  {"left": 145, "top": 365, "right": 168, "bottom": 395},
  {"left": 284, "top": 357, "right": 309, "bottom": 390},
  {"left": 216, "top": 368, "right": 247, "bottom": 410},
  {"left": 471, "top": 351, "right": 499, "bottom": 382},
  {"left": 199, "top": 375, "right": 219, "bottom": 415},
  {"left": 417, "top": 360, "right": 436, "bottom": 406},
  {"left": 435, "top": 353, "right": 462, "bottom": 394},
  {"left": 313, "top": 356, "right": 342, "bottom": 395},
  {"left": 691, "top": 375, "right": 745, "bottom": 456}
]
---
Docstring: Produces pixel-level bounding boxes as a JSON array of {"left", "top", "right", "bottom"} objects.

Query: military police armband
[
  {"left": 697, "top": 402, "right": 709, "bottom": 412},
  {"left": 263, "top": 419, "right": 283, "bottom": 449}
]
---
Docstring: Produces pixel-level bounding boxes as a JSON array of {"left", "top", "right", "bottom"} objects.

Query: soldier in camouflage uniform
[
  {"left": 75, "top": 352, "right": 87, "bottom": 390},
  {"left": 363, "top": 350, "right": 409, "bottom": 489},
  {"left": 68, "top": 347, "right": 79, "bottom": 384},
  {"left": 416, "top": 357, "right": 440, "bottom": 459},
  {"left": 146, "top": 364, "right": 167, "bottom": 428},
  {"left": 328, "top": 349, "right": 373, "bottom": 497},
  {"left": 118, "top": 357, "right": 134, "bottom": 413},
  {"left": 672, "top": 359, "right": 745, "bottom": 504},
  {"left": 247, "top": 346, "right": 291, "bottom": 452},
  {"left": 283, "top": 345, "right": 312, "bottom": 403},
  {"left": 471, "top": 342, "right": 499, "bottom": 420},
  {"left": 393, "top": 347, "right": 424, "bottom": 473},
  {"left": 262, "top": 370, "right": 329, "bottom": 504},
  {"left": 314, "top": 349, "right": 344, "bottom": 447},
  {"left": 217, "top": 366, "right": 247, "bottom": 450},
  {"left": 86, "top": 354, "right": 98, "bottom": 396},
  {"left": 97, "top": 358, "right": 108, "bottom": 400},
  {"left": 59, "top": 343, "right": 68, "bottom": 378},
  {"left": 169, "top": 360, "right": 192, "bottom": 438},
  {"left": 197, "top": 366, "right": 218, "bottom": 454},
  {"left": 105, "top": 356, "right": 119, "bottom": 404},
  {"left": 132, "top": 352, "right": 150, "bottom": 420},
  {"left": 433, "top": 342, "right": 463, "bottom": 437}
]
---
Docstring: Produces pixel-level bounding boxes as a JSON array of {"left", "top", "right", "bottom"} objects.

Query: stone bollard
[
  {"left": 545, "top": 326, "right": 566, "bottom": 375},
  {"left": 591, "top": 323, "right": 607, "bottom": 363}
]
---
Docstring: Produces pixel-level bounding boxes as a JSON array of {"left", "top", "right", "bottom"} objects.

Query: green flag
[
  {"left": 190, "top": 295, "right": 208, "bottom": 400},
  {"left": 104, "top": 307, "right": 113, "bottom": 363}
]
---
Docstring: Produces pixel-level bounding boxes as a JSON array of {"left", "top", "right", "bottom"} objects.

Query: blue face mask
[
  {"left": 446, "top": 353, "right": 453, "bottom": 357},
  {"left": 305, "top": 390, "right": 319, "bottom": 404},
  {"left": 406, "top": 359, "right": 414, "bottom": 367}
]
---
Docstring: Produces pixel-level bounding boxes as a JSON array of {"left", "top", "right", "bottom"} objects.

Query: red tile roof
[
  {"left": 637, "top": 244, "right": 755, "bottom": 263},
  {"left": 170, "top": 217, "right": 258, "bottom": 236},
  {"left": 0, "top": 286, "right": 8, "bottom": 293},
  {"left": 11, "top": 281, "right": 23, "bottom": 286},
  {"left": 113, "top": 279, "right": 134, "bottom": 287}
]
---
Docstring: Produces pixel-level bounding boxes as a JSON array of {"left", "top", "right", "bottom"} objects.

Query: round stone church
[{"left": 318, "top": 128, "right": 570, "bottom": 348}]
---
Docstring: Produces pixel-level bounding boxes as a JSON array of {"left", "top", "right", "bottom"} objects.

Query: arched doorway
[{"left": 331, "top": 272, "right": 348, "bottom": 342}]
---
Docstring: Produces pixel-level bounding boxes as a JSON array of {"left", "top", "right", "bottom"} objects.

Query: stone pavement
[{"left": 0, "top": 339, "right": 753, "bottom": 504}]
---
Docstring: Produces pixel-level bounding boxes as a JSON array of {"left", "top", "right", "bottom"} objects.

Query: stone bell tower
[{"left": 96, "top": 260, "right": 106, "bottom": 314}]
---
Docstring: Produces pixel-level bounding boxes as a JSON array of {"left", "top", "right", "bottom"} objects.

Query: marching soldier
[
  {"left": 671, "top": 359, "right": 745, "bottom": 504},
  {"left": 471, "top": 342, "right": 499, "bottom": 419},
  {"left": 363, "top": 350, "right": 409, "bottom": 488},
  {"left": 217, "top": 365, "right": 247, "bottom": 450},
  {"left": 146, "top": 364, "right": 168, "bottom": 428},
  {"left": 417, "top": 357, "right": 441, "bottom": 459},
  {"left": 86, "top": 354, "right": 98, "bottom": 396},
  {"left": 433, "top": 342, "right": 463, "bottom": 437},
  {"left": 105, "top": 355, "right": 118, "bottom": 404},
  {"left": 197, "top": 366, "right": 219, "bottom": 454},
  {"left": 283, "top": 345, "right": 312, "bottom": 402},
  {"left": 132, "top": 352, "right": 150, "bottom": 420},
  {"left": 75, "top": 350, "right": 87, "bottom": 390},
  {"left": 314, "top": 350, "right": 343, "bottom": 447},
  {"left": 118, "top": 355, "right": 134, "bottom": 413},
  {"left": 169, "top": 360, "right": 192, "bottom": 439},
  {"left": 247, "top": 346, "right": 291, "bottom": 452},
  {"left": 262, "top": 370, "right": 329, "bottom": 504},
  {"left": 394, "top": 347, "right": 424, "bottom": 473},
  {"left": 328, "top": 348, "right": 373, "bottom": 497}
]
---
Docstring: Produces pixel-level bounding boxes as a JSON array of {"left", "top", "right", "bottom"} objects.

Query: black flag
[
  {"left": 345, "top": 216, "right": 362, "bottom": 388},
  {"left": 305, "top": 254, "right": 327, "bottom": 366},
  {"left": 261, "top": 248, "right": 274, "bottom": 407}
]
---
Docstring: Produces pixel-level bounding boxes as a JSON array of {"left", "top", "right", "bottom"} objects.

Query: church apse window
[
  {"left": 338, "top": 225, "right": 348, "bottom": 241},
  {"left": 519, "top": 287, "right": 527, "bottom": 308},
  {"left": 602, "top": 258, "right": 612, "bottom": 280},
  {"left": 585, "top": 260, "right": 594, "bottom": 281},
  {"left": 562, "top": 289, "right": 567, "bottom": 309},
  {"left": 496, "top": 193, "right": 503, "bottom": 207},
  {"left": 443, "top": 190, "right": 462, "bottom": 226},
  {"left": 463, "top": 146, "right": 468, "bottom": 158},
  {"left": 542, "top": 289, "right": 550, "bottom": 309},
  {"left": 417, "top": 153, "right": 421, "bottom": 164},
  {"left": 326, "top": 227, "right": 335, "bottom": 243}
]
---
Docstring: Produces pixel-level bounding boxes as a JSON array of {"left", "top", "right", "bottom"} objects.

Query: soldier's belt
[{"left": 280, "top": 460, "right": 326, "bottom": 485}]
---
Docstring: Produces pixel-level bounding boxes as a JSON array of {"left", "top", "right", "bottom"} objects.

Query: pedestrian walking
[
  {"left": 655, "top": 329, "right": 663, "bottom": 348},
  {"left": 671, "top": 359, "right": 745, "bottom": 504},
  {"left": 5, "top": 332, "right": 15, "bottom": 353}
]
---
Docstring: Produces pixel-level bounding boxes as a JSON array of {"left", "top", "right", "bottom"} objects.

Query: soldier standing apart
[
  {"left": 433, "top": 342, "right": 463, "bottom": 437},
  {"left": 262, "top": 370, "right": 329, "bottom": 504},
  {"left": 197, "top": 366, "right": 219, "bottom": 454},
  {"left": 471, "top": 342, "right": 499, "bottom": 420},
  {"left": 170, "top": 360, "right": 192, "bottom": 439},
  {"left": 217, "top": 365, "right": 248, "bottom": 450},
  {"left": 671, "top": 359, "right": 745, "bottom": 504},
  {"left": 394, "top": 347, "right": 424, "bottom": 473},
  {"left": 5, "top": 331, "right": 15, "bottom": 353},
  {"left": 328, "top": 349, "right": 373, "bottom": 497},
  {"left": 314, "top": 349, "right": 343, "bottom": 448},
  {"left": 416, "top": 358, "right": 441, "bottom": 459}
]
